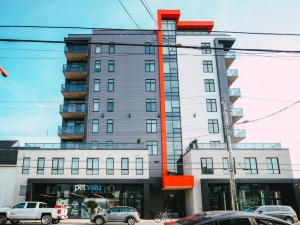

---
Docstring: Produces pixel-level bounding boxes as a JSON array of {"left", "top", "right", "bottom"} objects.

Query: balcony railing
[
  {"left": 61, "top": 84, "right": 86, "bottom": 93},
  {"left": 233, "top": 129, "right": 246, "bottom": 138},
  {"left": 225, "top": 51, "right": 236, "bottom": 68},
  {"left": 186, "top": 143, "right": 283, "bottom": 151},
  {"left": 227, "top": 69, "right": 238, "bottom": 86},
  {"left": 24, "top": 143, "right": 146, "bottom": 150},
  {"left": 58, "top": 126, "right": 84, "bottom": 135},
  {"left": 63, "top": 64, "right": 87, "bottom": 73},
  {"left": 64, "top": 45, "right": 88, "bottom": 54},
  {"left": 229, "top": 88, "right": 241, "bottom": 103},
  {"left": 231, "top": 108, "right": 243, "bottom": 117},
  {"left": 59, "top": 104, "right": 85, "bottom": 113}
]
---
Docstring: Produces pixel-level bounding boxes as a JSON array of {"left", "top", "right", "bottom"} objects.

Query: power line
[
  {"left": 117, "top": 0, "right": 142, "bottom": 30},
  {"left": 139, "top": 0, "right": 157, "bottom": 24}
]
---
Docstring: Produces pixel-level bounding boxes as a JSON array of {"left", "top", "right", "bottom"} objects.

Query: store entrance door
[{"left": 163, "top": 191, "right": 185, "bottom": 218}]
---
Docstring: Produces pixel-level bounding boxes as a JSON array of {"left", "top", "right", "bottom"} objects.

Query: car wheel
[
  {"left": 0, "top": 215, "right": 7, "bottom": 225},
  {"left": 127, "top": 217, "right": 136, "bottom": 225},
  {"left": 51, "top": 219, "right": 60, "bottom": 224},
  {"left": 95, "top": 217, "right": 104, "bottom": 225},
  {"left": 10, "top": 220, "right": 20, "bottom": 225},
  {"left": 41, "top": 215, "right": 52, "bottom": 225},
  {"left": 285, "top": 217, "right": 294, "bottom": 224}
]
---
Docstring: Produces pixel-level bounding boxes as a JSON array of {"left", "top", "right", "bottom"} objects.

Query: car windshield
[{"left": 244, "top": 207, "right": 258, "bottom": 212}]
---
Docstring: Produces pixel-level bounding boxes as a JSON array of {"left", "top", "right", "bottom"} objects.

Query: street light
[{"left": 0, "top": 67, "right": 9, "bottom": 77}]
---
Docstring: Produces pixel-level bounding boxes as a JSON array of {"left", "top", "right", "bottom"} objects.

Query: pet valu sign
[{"left": 74, "top": 184, "right": 102, "bottom": 192}]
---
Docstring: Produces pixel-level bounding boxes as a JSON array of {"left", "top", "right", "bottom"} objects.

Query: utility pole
[{"left": 221, "top": 96, "right": 239, "bottom": 211}]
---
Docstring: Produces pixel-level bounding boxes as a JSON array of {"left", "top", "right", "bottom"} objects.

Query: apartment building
[{"left": 0, "top": 9, "right": 299, "bottom": 218}]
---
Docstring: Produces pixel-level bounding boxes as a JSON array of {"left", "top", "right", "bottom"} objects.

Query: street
[{"left": 8, "top": 220, "right": 166, "bottom": 225}]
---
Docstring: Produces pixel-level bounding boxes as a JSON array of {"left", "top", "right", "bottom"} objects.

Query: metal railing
[
  {"left": 59, "top": 104, "right": 85, "bottom": 113},
  {"left": 24, "top": 143, "right": 146, "bottom": 150},
  {"left": 64, "top": 45, "right": 88, "bottom": 54},
  {"left": 229, "top": 88, "right": 241, "bottom": 97},
  {"left": 231, "top": 108, "right": 244, "bottom": 117},
  {"left": 227, "top": 69, "right": 238, "bottom": 77},
  {"left": 233, "top": 129, "right": 246, "bottom": 138},
  {"left": 225, "top": 51, "right": 236, "bottom": 59},
  {"left": 63, "top": 64, "right": 87, "bottom": 73},
  {"left": 58, "top": 126, "right": 84, "bottom": 135},
  {"left": 61, "top": 84, "right": 86, "bottom": 93},
  {"left": 186, "top": 143, "right": 283, "bottom": 151}
]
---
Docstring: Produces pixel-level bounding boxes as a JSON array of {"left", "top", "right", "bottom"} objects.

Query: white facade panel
[{"left": 0, "top": 166, "right": 17, "bottom": 207}]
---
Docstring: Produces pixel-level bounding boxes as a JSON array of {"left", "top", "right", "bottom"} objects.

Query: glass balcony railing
[
  {"left": 229, "top": 88, "right": 241, "bottom": 97},
  {"left": 59, "top": 104, "right": 85, "bottom": 113},
  {"left": 58, "top": 126, "right": 84, "bottom": 135},
  {"left": 225, "top": 51, "right": 236, "bottom": 59},
  {"left": 227, "top": 69, "right": 238, "bottom": 78},
  {"left": 64, "top": 45, "right": 88, "bottom": 54},
  {"left": 233, "top": 129, "right": 246, "bottom": 138},
  {"left": 187, "top": 143, "right": 282, "bottom": 150},
  {"left": 61, "top": 84, "right": 86, "bottom": 93},
  {"left": 231, "top": 108, "right": 244, "bottom": 117},
  {"left": 63, "top": 64, "right": 87, "bottom": 73}
]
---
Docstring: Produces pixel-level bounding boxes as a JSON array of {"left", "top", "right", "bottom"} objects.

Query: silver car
[{"left": 90, "top": 206, "right": 140, "bottom": 225}]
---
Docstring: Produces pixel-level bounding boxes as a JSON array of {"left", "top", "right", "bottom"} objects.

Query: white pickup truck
[{"left": 0, "top": 202, "right": 68, "bottom": 225}]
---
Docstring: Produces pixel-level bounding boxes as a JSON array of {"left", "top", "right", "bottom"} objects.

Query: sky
[{"left": 0, "top": 0, "right": 300, "bottom": 175}]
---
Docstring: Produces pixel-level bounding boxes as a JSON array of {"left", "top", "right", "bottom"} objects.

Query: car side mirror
[{"left": 258, "top": 210, "right": 263, "bottom": 214}]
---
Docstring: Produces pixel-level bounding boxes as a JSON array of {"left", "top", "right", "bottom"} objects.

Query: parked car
[
  {"left": 244, "top": 205, "right": 298, "bottom": 224},
  {"left": 0, "top": 202, "right": 68, "bottom": 225},
  {"left": 90, "top": 206, "right": 140, "bottom": 225},
  {"left": 168, "top": 211, "right": 292, "bottom": 225}
]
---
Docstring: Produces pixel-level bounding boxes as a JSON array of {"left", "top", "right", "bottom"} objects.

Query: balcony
[
  {"left": 225, "top": 51, "right": 236, "bottom": 69},
  {"left": 227, "top": 69, "right": 238, "bottom": 86},
  {"left": 186, "top": 143, "right": 283, "bottom": 151},
  {"left": 63, "top": 64, "right": 87, "bottom": 79},
  {"left": 61, "top": 84, "right": 86, "bottom": 99},
  {"left": 64, "top": 45, "right": 88, "bottom": 61},
  {"left": 229, "top": 88, "right": 241, "bottom": 103},
  {"left": 232, "top": 129, "right": 246, "bottom": 143},
  {"left": 231, "top": 108, "right": 244, "bottom": 123},
  {"left": 58, "top": 126, "right": 84, "bottom": 140},
  {"left": 59, "top": 104, "right": 85, "bottom": 119}
]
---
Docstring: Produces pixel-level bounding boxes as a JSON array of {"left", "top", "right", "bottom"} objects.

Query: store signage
[{"left": 74, "top": 184, "right": 102, "bottom": 192}]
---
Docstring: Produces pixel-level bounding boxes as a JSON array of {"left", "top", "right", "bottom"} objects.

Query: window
[
  {"left": 145, "top": 42, "right": 155, "bottom": 54},
  {"left": 87, "top": 158, "right": 99, "bottom": 175},
  {"left": 94, "top": 79, "right": 100, "bottom": 92},
  {"left": 95, "top": 60, "right": 101, "bottom": 72},
  {"left": 136, "top": 158, "right": 143, "bottom": 175},
  {"left": 146, "top": 119, "right": 157, "bottom": 133},
  {"left": 106, "top": 158, "right": 114, "bottom": 175},
  {"left": 146, "top": 99, "right": 157, "bottom": 112},
  {"left": 37, "top": 157, "right": 45, "bottom": 174},
  {"left": 92, "top": 119, "right": 99, "bottom": 133},
  {"left": 107, "top": 99, "right": 114, "bottom": 112},
  {"left": 39, "top": 203, "right": 47, "bottom": 208},
  {"left": 223, "top": 157, "right": 229, "bottom": 175},
  {"left": 201, "top": 42, "right": 211, "bottom": 54},
  {"left": 107, "top": 119, "right": 114, "bottom": 133},
  {"left": 13, "top": 203, "right": 26, "bottom": 209},
  {"left": 52, "top": 158, "right": 64, "bottom": 175},
  {"left": 93, "top": 99, "right": 100, "bottom": 112},
  {"left": 22, "top": 157, "right": 30, "bottom": 174},
  {"left": 145, "top": 79, "right": 156, "bottom": 92},
  {"left": 201, "top": 157, "right": 214, "bottom": 174},
  {"left": 91, "top": 141, "right": 98, "bottom": 149},
  {"left": 203, "top": 60, "right": 213, "bottom": 73},
  {"left": 145, "top": 60, "right": 155, "bottom": 72},
  {"left": 109, "top": 43, "right": 115, "bottom": 54},
  {"left": 26, "top": 203, "right": 37, "bottom": 208},
  {"left": 108, "top": 79, "right": 115, "bottom": 92},
  {"left": 218, "top": 218, "right": 252, "bottom": 225},
  {"left": 267, "top": 157, "right": 280, "bottom": 174},
  {"left": 147, "top": 141, "right": 158, "bottom": 155},
  {"left": 206, "top": 99, "right": 217, "bottom": 112},
  {"left": 204, "top": 79, "right": 215, "bottom": 92},
  {"left": 71, "top": 158, "right": 79, "bottom": 175},
  {"left": 106, "top": 141, "right": 113, "bottom": 149},
  {"left": 108, "top": 60, "right": 115, "bottom": 72},
  {"left": 95, "top": 44, "right": 102, "bottom": 54},
  {"left": 208, "top": 119, "right": 219, "bottom": 133},
  {"left": 244, "top": 157, "right": 258, "bottom": 174},
  {"left": 121, "top": 158, "right": 129, "bottom": 175},
  {"left": 255, "top": 218, "right": 286, "bottom": 225}
]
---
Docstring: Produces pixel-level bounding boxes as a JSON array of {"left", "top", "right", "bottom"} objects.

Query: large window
[
  {"left": 145, "top": 42, "right": 155, "bottom": 54},
  {"left": 201, "top": 157, "right": 214, "bottom": 174},
  {"left": 109, "top": 43, "right": 115, "bottom": 54},
  {"left": 145, "top": 79, "right": 156, "bottom": 92},
  {"left": 107, "top": 119, "right": 114, "bottom": 133},
  {"left": 146, "top": 99, "right": 157, "bottom": 112},
  {"left": 108, "top": 79, "right": 115, "bottom": 92},
  {"left": 136, "top": 158, "right": 143, "bottom": 175},
  {"left": 121, "top": 158, "right": 129, "bottom": 175},
  {"left": 146, "top": 119, "right": 157, "bottom": 133},
  {"left": 52, "top": 158, "right": 64, "bottom": 175},
  {"left": 203, "top": 60, "right": 213, "bottom": 73},
  {"left": 204, "top": 79, "right": 215, "bottom": 92},
  {"left": 201, "top": 42, "right": 211, "bottom": 54},
  {"left": 95, "top": 60, "right": 101, "bottom": 72},
  {"left": 37, "top": 157, "right": 45, "bottom": 174},
  {"left": 93, "top": 99, "right": 100, "bottom": 112},
  {"left": 147, "top": 141, "right": 158, "bottom": 155},
  {"left": 71, "top": 158, "right": 79, "bottom": 175},
  {"left": 108, "top": 60, "right": 115, "bottom": 72},
  {"left": 95, "top": 44, "right": 102, "bottom": 54},
  {"left": 244, "top": 157, "right": 258, "bottom": 174},
  {"left": 106, "top": 158, "right": 114, "bottom": 175},
  {"left": 94, "top": 79, "right": 100, "bottom": 92},
  {"left": 206, "top": 99, "right": 217, "bottom": 112},
  {"left": 22, "top": 157, "right": 30, "bottom": 174},
  {"left": 87, "top": 158, "right": 99, "bottom": 175},
  {"left": 92, "top": 119, "right": 99, "bottom": 133},
  {"left": 145, "top": 60, "right": 155, "bottom": 72},
  {"left": 223, "top": 157, "right": 229, "bottom": 175},
  {"left": 107, "top": 99, "right": 114, "bottom": 112},
  {"left": 267, "top": 157, "right": 280, "bottom": 174},
  {"left": 208, "top": 119, "right": 219, "bottom": 133}
]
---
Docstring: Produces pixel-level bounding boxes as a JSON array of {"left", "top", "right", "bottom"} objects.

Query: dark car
[
  {"left": 244, "top": 205, "right": 298, "bottom": 224},
  {"left": 171, "top": 211, "right": 292, "bottom": 225}
]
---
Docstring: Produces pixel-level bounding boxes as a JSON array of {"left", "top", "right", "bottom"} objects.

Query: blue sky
[{"left": 0, "top": 0, "right": 300, "bottom": 159}]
